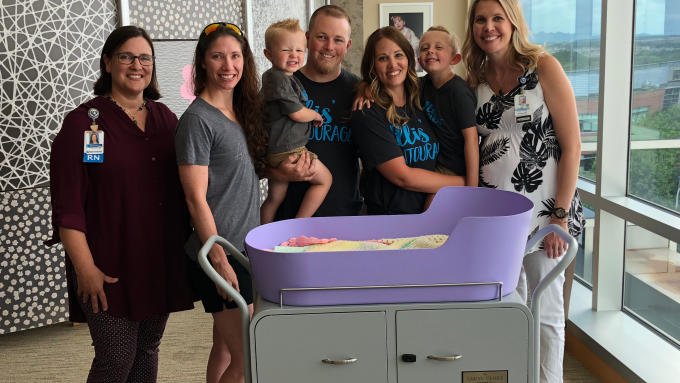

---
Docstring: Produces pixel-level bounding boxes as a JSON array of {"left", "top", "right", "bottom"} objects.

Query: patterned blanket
[{"left": 272, "top": 235, "right": 449, "bottom": 253}]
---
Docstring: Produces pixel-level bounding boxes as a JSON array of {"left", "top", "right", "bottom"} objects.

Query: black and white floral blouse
[{"left": 475, "top": 67, "right": 586, "bottom": 250}]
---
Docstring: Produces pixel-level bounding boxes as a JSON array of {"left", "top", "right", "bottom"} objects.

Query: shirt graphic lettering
[
  {"left": 389, "top": 124, "right": 439, "bottom": 165},
  {"left": 424, "top": 100, "right": 444, "bottom": 126},
  {"left": 306, "top": 99, "right": 352, "bottom": 143}
]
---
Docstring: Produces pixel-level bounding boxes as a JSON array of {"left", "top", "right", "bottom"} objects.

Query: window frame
[{"left": 574, "top": 0, "right": 680, "bottom": 348}]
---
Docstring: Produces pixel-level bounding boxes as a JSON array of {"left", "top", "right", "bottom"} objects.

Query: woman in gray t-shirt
[{"left": 174, "top": 23, "right": 267, "bottom": 382}]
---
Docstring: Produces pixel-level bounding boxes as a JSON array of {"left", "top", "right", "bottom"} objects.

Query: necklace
[
  {"left": 496, "top": 70, "right": 511, "bottom": 97},
  {"left": 106, "top": 95, "right": 146, "bottom": 125}
]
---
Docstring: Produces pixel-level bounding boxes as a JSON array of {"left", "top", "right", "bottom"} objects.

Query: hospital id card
[
  {"left": 514, "top": 93, "right": 532, "bottom": 123},
  {"left": 84, "top": 130, "right": 104, "bottom": 163}
]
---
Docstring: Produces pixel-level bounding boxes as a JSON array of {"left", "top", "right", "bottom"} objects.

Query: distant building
[{"left": 664, "top": 67, "right": 680, "bottom": 109}]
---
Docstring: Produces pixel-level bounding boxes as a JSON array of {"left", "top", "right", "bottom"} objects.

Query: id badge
[
  {"left": 514, "top": 92, "right": 532, "bottom": 123},
  {"left": 84, "top": 131, "right": 104, "bottom": 163}
]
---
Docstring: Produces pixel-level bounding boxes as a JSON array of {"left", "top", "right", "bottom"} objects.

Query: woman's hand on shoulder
[{"left": 352, "top": 86, "right": 375, "bottom": 111}]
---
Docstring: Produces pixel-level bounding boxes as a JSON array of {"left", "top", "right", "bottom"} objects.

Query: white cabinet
[
  {"left": 254, "top": 311, "right": 389, "bottom": 383},
  {"left": 396, "top": 308, "right": 529, "bottom": 382},
  {"left": 250, "top": 295, "right": 531, "bottom": 383}
]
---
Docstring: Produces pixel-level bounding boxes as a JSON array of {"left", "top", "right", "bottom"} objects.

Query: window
[
  {"left": 575, "top": 202, "right": 595, "bottom": 286},
  {"left": 519, "top": 0, "right": 602, "bottom": 182},
  {"left": 629, "top": 0, "right": 680, "bottom": 213},
  {"left": 624, "top": 223, "right": 680, "bottom": 344}
]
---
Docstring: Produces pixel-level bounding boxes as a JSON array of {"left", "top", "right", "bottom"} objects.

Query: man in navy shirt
[{"left": 268, "top": 5, "right": 363, "bottom": 219}]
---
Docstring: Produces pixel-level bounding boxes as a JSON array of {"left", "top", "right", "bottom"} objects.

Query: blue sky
[
  {"left": 634, "top": 0, "right": 666, "bottom": 35},
  {"left": 519, "top": 0, "right": 666, "bottom": 36},
  {"left": 520, "top": 0, "right": 601, "bottom": 35}
]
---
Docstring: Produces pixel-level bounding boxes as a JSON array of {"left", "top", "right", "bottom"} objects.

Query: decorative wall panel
[
  {"left": 0, "top": 0, "right": 118, "bottom": 192},
  {"left": 252, "top": 0, "right": 310, "bottom": 78},
  {"left": 332, "top": 0, "right": 363, "bottom": 76},
  {"left": 129, "top": 0, "right": 243, "bottom": 40},
  {"left": 154, "top": 41, "right": 197, "bottom": 116},
  {"left": 0, "top": 188, "right": 68, "bottom": 334}
]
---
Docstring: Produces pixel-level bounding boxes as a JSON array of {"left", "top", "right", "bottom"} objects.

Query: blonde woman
[{"left": 463, "top": 0, "right": 585, "bottom": 381}]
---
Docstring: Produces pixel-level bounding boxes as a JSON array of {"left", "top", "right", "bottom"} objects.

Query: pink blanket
[{"left": 279, "top": 235, "right": 337, "bottom": 247}]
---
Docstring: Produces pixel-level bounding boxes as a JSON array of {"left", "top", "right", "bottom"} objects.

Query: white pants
[{"left": 516, "top": 250, "right": 565, "bottom": 383}]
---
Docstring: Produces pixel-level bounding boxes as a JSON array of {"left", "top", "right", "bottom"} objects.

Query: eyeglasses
[
  {"left": 202, "top": 22, "right": 243, "bottom": 37},
  {"left": 112, "top": 53, "right": 155, "bottom": 66}
]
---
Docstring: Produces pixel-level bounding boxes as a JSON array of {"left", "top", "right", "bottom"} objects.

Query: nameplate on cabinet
[{"left": 462, "top": 370, "right": 508, "bottom": 382}]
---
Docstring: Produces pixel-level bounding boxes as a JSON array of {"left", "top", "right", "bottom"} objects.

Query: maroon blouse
[{"left": 47, "top": 96, "right": 195, "bottom": 322}]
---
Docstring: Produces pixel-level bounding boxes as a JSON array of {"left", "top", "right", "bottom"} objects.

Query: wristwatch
[{"left": 552, "top": 207, "right": 568, "bottom": 219}]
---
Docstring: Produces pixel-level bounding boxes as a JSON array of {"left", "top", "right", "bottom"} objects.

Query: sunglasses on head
[{"left": 202, "top": 22, "right": 243, "bottom": 37}]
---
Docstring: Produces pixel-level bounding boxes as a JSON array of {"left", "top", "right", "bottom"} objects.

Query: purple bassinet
[{"left": 245, "top": 187, "right": 534, "bottom": 306}]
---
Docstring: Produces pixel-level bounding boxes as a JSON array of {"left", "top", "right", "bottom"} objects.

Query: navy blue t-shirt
[
  {"left": 352, "top": 102, "right": 439, "bottom": 215},
  {"left": 274, "top": 69, "right": 363, "bottom": 220},
  {"left": 421, "top": 74, "right": 477, "bottom": 175}
]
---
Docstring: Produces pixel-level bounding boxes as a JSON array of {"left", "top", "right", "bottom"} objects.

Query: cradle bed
[{"left": 197, "top": 187, "right": 577, "bottom": 383}]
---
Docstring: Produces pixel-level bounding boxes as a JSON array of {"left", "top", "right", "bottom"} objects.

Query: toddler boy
[{"left": 260, "top": 18, "right": 332, "bottom": 224}]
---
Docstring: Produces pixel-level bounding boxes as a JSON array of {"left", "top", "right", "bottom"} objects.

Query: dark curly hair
[
  {"left": 192, "top": 25, "right": 268, "bottom": 177},
  {"left": 93, "top": 26, "right": 161, "bottom": 100}
]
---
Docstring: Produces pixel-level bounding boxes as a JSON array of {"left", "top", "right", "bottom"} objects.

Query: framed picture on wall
[{"left": 379, "top": 2, "right": 434, "bottom": 74}]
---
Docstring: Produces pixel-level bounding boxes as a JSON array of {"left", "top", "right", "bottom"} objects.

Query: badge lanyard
[
  {"left": 84, "top": 108, "right": 104, "bottom": 163},
  {"left": 514, "top": 75, "right": 532, "bottom": 124}
]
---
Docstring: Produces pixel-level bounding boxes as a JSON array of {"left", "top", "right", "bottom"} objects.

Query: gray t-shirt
[
  {"left": 175, "top": 97, "right": 260, "bottom": 259},
  {"left": 261, "top": 68, "right": 312, "bottom": 154}
]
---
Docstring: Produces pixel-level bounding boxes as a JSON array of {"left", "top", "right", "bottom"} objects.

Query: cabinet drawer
[
  {"left": 396, "top": 308, "right": 529, "bottom": 383},
  {"left": 254, "top": 311, "right": 388, "bottom": 383}
]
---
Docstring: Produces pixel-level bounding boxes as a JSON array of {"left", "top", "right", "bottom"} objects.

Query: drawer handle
[
  {"left": 427, "top": 355, "right": 462, "bottom": 361},
  {"left": 322, "top": 358, "right": 357, "bottom": 365}
]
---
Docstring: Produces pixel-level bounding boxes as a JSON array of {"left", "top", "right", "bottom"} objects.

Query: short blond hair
[
  {"left": 265, "top": 18, "right": 304, "bottom": 51},
  {"left": 309, "top": 5, "right": 352, "bottom": 37},
  {"left": 423, "top": 26, "right": 461, "bottom": 56}
]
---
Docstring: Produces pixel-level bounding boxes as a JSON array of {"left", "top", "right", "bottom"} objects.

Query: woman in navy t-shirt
[{"left": 352, "top": 27, "right": 465, "bottom": 215}]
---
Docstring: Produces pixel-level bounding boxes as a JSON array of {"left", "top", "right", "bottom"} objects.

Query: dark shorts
[{"left": 187, "top": 252, "right": 253, "bottom": 313}]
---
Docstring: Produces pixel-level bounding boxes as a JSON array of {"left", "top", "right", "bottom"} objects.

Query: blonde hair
[
  {"left": 423, "top": 26, "right": 462, "bottom": 56},
  {"left": 355, "top": 27, "right": 422, "bottom": 128},
  {"left": 265, "top": 18, "right": 304, "bottom": 51},
  {"left": 462, "top": 0, "right": 547, "bottom": 89}
]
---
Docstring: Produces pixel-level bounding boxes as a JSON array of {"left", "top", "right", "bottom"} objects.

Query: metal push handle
[
  {"left": 524, "top": 224, "right": 578, "bottom": 383},
  {"left": 279, "top": 281, "right": 504, "bottom": 307},
  {"left": 197, "top": 235, "right": 253, "bottom": 383},
  {"left": 427, "top": 355, "right": 462, "bottom": 361},
  {"left": 322, "top": 358, "right": 358, "bottom": 364}
]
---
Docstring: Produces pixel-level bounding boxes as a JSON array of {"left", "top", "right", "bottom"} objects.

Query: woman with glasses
[
  {"left": 47, "top": 26, "right": 195, "bottom": 382},
  {"left": 175, "top": 23, "right": 267, "bottom": 383}
]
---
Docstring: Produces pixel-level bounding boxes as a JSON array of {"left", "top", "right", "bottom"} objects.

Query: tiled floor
[{"left": 626, "top": 247, "right": 680, "bottom": 303}]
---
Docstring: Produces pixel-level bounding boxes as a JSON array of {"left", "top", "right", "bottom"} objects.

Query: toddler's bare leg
[
  {"left": 296, "top": 160, "right": 332, "bottom": 218},
  {"left": 260, "top": 178, "right": 289, "bottom": 224}
]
